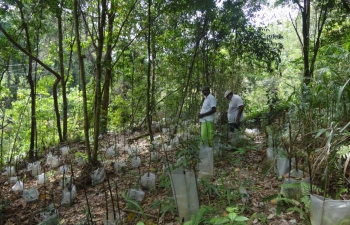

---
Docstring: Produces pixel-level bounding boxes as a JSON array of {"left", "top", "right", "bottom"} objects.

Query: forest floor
[{"left": 0, "top": 125, "right": 306, "bottom": 225}]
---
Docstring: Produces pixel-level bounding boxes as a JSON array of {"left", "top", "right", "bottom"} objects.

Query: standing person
[
  {"left": 198, "top": 86, "right": 217, "bottom": 146},
  {"left": 224, "top": 90, "right": 244, "bottom": 132}
]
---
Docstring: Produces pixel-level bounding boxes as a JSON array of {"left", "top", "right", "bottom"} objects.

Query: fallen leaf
[{"left": 270, "top": 198, "right": 277, "bottom": 205}]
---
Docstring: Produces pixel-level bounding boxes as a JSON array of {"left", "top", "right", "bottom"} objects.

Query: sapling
[{"left": 83, "top": 185, "right": 93, "bottom": 225}]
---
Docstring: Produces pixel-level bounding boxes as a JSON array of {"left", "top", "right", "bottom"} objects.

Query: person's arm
[
  {"left": 236, "top": 105, "right": 244, "bottom": 121},
  {"left": 198, "top": 107, "right": 216, "bottom": 118}
]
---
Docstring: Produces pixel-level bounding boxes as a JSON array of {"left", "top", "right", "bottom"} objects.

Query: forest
[{"left": 0, "top": 0, "right": 349, "bottom": 224}]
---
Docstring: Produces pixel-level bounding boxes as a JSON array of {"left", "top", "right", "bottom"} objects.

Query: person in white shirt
[
  {"left": 224, "top": 90, "right": 244, "bottom": 132},
  {"left": 198, "top": 86, "right": 217, "bottom": 146}
]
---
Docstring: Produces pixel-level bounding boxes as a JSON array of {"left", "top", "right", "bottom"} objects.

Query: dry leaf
[
  {"left": 270, "top": 198, "right": 278, "bottom": 205},
  {"left": 127, "top": 213, "right": 134, "bottom": 221},
  {"left": 39, "top": 194, "right": 47, "bottom": 200}
]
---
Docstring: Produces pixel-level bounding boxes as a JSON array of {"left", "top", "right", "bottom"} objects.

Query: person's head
[
  {"left": 224, "top": 90, "right": 233, "bottom": 100},
  {"left": 201, "top": 86, "right": 210, "bottom": 97}
]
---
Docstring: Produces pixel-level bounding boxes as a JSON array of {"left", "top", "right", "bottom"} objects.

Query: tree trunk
[
  {"left": 302, "top": 0, "right": 311, "bottom": 85},
  {"left": 101, "top": 2, "right": 116, "bottom": 134},
  {"left": 74, "top": 0, "right": 91, "bottom": 163},
  {"left": 146, "top": 0, "right": 154, "bottom": 142},
  {"left": 92, "top": 0, "right": 107, "bottom": 164},
  {"left": 58, "top": 0, "right": 68, "bottom": 142},
  {"left": 18, "top": 2, "right": 36, "bottom": 160},
  {"left": 176, "top": 16, "right": 208, "bottom": 119}
]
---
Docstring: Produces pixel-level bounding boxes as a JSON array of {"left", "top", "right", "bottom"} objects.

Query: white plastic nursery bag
[
  {"left": 104, "top": 212, "right": 118, "bottom": 225},
  {"left": 150, "top": 152, "right": 158, "bottom": 161},
  {"left": 91, "top": 167, "right": 106, "bottom": 186},
  {"left": 198, "top": 145, "right": 214, "bottom": 178},
  {"left": 5, "top": 166, "right": 16, "bottom": 176},
  {"left": 77, "top": 157, "right": 86, "bottom": 167},
  {"left": 266, "top": 147, "right": 275, "bottom": 160},
  {"left": 131, "top": 157, "right": 141, "bottom": 168},
  {"left": 310, "top": 194, "right": 350, "bottom": 225},
  {"left": 276, "top": 156, "right": 290, "bottom": 179},
  {"left": 31, "top": 161, "right": 41, "bottom": 177},
  {"left": 12, "top": 181, "right": 24, "bottom": 192},
  {"left": 106, "top": 145, "right": 116, "bottom": 158},
  {"left": 280, "top": 178, "right": 302, "bottom": 199},
  {"left": 9, "top": 176, "right": 18, "bottom": 184},
  {"left": 169, "top": 167, "right": 199, "bottom": 222},
  {"left": 59, "top": 165, "right": 69, "bottom": 174},
  {"left": 23, "top": 188, "right": 39, "bottom": 202},
  {"left": 51, "top": 156, "right": 60, "bottom": 168},
  {"left": 61, "top": 185, "right": 77, "bottom": 206},
  {"left": 38, "top": 173, "right": 48, "bottom": 184},
  {"left": 40, "top": 203, "right": 59, "bottom": 224},
  {"left": 141, "top": 173, "right": 156, "bottom": 189},
  {"left": 60, "top": 146, "right": 70, "bottom": 156},
  {"left": 128, "top": 189, "right": 145, "bottom": 202}
]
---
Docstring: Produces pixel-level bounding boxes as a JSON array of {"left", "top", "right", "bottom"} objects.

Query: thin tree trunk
[
  {"left": 18, "top": 2, "right": 36, "bottom": 160},
  {"left": 176, "top": 16, "right": 208, "bottom": 119},
  {"left": 146, "top": 0, "right": 154, "bottom": 141},
  {"left": 92, "top": 0, "right": 107, "bottom": 164},
  {"left": 58, "top": 0, "right": 68, "bottom": 142},
  {"left": 101, "top": 2, "right": 116, "bottom": 134},
  {"left": 74, "top": 0, "right": 91, "bottom": 162}
]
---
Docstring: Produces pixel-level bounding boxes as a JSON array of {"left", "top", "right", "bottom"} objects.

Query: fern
[{"left": 183, "top": 206, "right": 208, "bottom": 225}]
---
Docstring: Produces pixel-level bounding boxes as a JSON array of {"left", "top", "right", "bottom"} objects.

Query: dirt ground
[{"left": 0, "top": 129, "right": 305, "bottom": 225}]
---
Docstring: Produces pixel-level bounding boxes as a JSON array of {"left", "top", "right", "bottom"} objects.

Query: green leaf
[
  {"left": 315, "top": 129, "right": 327, "bottom": 139},
  {"left": 235, "top": 216, "right": 249, "bottom": 221},
  {"left": 210, "top": 217, "right": 230, "bottom": 224},
  {"left": 337, "top": 78, "right": 350, "bottom": 105},
  {"left": 262, "top": 194, "right": 279, "bottom": 202},
  {"left": 136, "top": 222, "right": 145, "bottom": 225},
  {"left": 226, "top": 206, "right": 237, "bottom": 213},
  {"left": 228, "top": 212, "right": 237, "bottom": 221}
]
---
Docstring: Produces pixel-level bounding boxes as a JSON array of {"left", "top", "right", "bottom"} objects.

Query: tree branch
[{"left": 0, "top": 24, "right": 61, "bottom": 79}]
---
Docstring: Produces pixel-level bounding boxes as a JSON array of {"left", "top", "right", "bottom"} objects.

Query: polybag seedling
[
  {"left": 127, "top": 188, "right": 145, "bottom": 202},
  {"left": 59, "top": 165, "right": 69, "bottom": 174},
  {"left": 106, "top": 145, "right": 117, "bottom": 158},
  {"left": 12, "top": 181, "right": 24, "bottom": 193},
  {"left": 131, "top": 157, "right": 141, "bottom": 168},
  {"left": 141, "top": 173, "right": 156, "bottom": 189},
  {"left": 23, "top": 188, "right": 39, "bottom": 202},
  {"left": 4, "top": 166, "right": 16, "bottom": 176},
  {"left": 60, "top": 146, "right": 70, "bottom": 156},
  {"left": 198, "top": 145, "right": 214, "bottom": 178},
  {"left": 31, "top": 161, "right": 41, "bottom": 177},
  {"left": 91, "top": 167, "right": 106, "bottom": 186},
  {"left": 51, "top": 156, "right": 60, "bottom": 168},
  {"left": 61, "top": 185, "right": 77, "bottom": 206},
  {"left": 40, "top": 203, "right": 59, "bottom": 224},
  {"left": 38, "top": 173, "right": 48, "bottom": 184},
  {"left": 150, "top": 152, "right": 159, "bottom": 161},
  {"left": 9, "top": 176, "right": 18, "bottom": 184}
]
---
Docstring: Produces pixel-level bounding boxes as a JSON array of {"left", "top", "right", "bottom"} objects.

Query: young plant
[{"left": 209, "top": 206, "right": 249, "bottom": 224}]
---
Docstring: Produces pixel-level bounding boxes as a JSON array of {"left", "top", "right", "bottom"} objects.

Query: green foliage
[
  {"left": 209, "top": 206, "right": 249, "bottom": 225},
  {"left": 150, "top": 198, "right": 176, "bottom": 218},
  {"left": 183, "top": 205, "right": 210, "bottom": 225},
  {"left": 176, "top": 135, "right": 201, "bottom": 171},
  {"left": 199, "top": 178, "right": 220, "bottom": 197}
]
